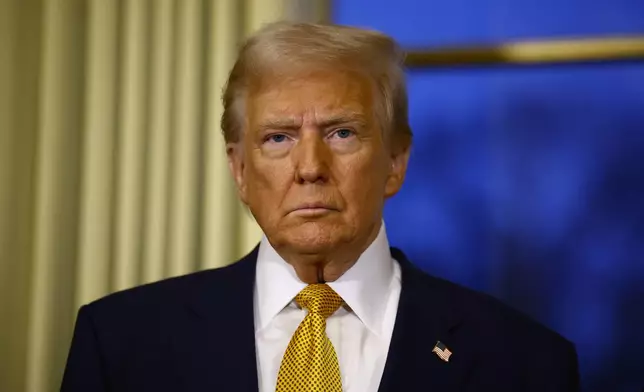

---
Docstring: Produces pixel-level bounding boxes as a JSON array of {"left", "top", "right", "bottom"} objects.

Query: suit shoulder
[
  {"left": 417, "top": 270, "right": 574, "bottom": 351},
  {"left": 84, "top": 260, "right": 245, "bottom": 318}
]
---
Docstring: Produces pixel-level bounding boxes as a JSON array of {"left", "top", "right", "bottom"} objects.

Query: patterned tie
[{"left": 276, "top": 284, "right": 344, "bottom": 392}]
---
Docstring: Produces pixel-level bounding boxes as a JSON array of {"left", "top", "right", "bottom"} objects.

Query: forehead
[{"left": 247, "top": 70, "right": 374, "bottom": 124}]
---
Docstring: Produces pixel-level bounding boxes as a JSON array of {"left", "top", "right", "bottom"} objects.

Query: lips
[{"left": 288, "top": 202, "right": 339, "bottom": 214}]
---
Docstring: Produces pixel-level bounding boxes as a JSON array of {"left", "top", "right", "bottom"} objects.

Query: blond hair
[{"left": 221, "top": 22, "right": 412, "bottom": 150}]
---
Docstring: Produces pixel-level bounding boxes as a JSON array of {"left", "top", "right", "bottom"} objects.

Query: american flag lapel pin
[{"left": 432, "top": 341, "right": 453, "bottom": 362}]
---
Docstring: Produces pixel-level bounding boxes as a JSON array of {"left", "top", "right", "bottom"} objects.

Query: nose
[{"left": 293, "top": 131, "right": 330, "bottom": 184}]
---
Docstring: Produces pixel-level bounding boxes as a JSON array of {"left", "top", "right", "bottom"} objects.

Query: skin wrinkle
[{"left": 227, "top": 69, "right": 410, "bottom": 283}]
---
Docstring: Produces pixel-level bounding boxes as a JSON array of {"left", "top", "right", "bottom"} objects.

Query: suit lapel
[
  {"left": 378, "top": 248, "right": 475, "bottom": 392},
  {"left": 174, "top": 248, "right": 260, "bottom": 392}
]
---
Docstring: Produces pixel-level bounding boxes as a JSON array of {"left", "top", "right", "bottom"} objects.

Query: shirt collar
[
  {"left": 254, "top": 234, "right": 307, "bottom": 333},
  {"left": 254, "top": 222, "right": 394, "bottom": 337}
]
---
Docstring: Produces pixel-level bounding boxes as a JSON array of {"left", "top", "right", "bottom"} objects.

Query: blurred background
[{"left": 0, "top": 0, "right": 642, "bottom": 391}]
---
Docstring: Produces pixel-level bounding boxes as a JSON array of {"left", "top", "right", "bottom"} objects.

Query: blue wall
[
  {"left": 336, "top": 0, "right": 644, "bottom": 46},
  {"left": 335, "top": 1, "right": 644, "bottom": 391}
]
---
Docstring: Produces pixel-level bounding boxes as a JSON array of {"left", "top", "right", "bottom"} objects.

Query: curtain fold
[
  {"left": 167, "top": 0, "right": 204, "bottom": 278},
  {"left": 113, "top": 0, "right": 150, "bottom": 292},
  {"left": 26, "top": 1, "right": 87, "bottom": 390},
  {"left": 201, "top": 0, "right": 242, "bottom": 269},
  {"left": 0, "top": 0, "right": 328, "bottom": 391},
  {"left": 75, "top": 0, "right": 119, "bottom": 316},
  {"left": 142, "top": 0, "right": 175, "bottom": 284},
  {"left": 0, "top": 1, "right": 44, "bottom": 392}
]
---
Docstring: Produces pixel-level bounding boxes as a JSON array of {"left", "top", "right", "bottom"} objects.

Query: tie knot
[{"left": 295, "top": 284, "right": 343, "bottom": 318}]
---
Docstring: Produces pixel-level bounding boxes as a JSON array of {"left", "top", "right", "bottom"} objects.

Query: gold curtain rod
[{"left": 404, "top": 35, "right": 644, "bottom": 67}]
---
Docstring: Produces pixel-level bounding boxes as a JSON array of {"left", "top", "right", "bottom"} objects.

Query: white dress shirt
[{"left": 253, "top": 223, "right": 402, "bottom": 392}]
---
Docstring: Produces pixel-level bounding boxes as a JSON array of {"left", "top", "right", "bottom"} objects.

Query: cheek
[
  {"left": 336, "top": 153, "right": 388, "bottom": 209},
  {"left": 245, "top": 155, "right": 293, "bottom": 204}
]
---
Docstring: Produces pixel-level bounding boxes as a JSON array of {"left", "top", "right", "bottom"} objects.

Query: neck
[
  {"left": 288, "top": 254, "right": 356, "bottom": 284},
  {"left": 275, "top": 223, "right": 381, "bottom": 284}
]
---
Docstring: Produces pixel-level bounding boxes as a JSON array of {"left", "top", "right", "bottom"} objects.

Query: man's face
[{"left": 228, "top": 69, "right": 408, "bottom": 254}]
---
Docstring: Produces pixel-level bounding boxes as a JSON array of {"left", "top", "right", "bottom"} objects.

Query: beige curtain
[{"left": 0, "top": 1, "right": 329, "bottom": 391}]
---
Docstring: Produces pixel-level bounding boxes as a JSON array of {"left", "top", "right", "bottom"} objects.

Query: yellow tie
[{"left": 275, "top": 284, "right": 344, "bottom": 392}]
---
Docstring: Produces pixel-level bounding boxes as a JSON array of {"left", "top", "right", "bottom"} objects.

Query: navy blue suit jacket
[{"left": 61, "top": 247, "right": 580, "bottom": 391}]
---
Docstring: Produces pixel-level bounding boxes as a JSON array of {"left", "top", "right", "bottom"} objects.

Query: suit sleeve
[
  {"left": 529, "top": 338, "right": 581, "bottom": 392},
  {"left": 60, "top": 305, "right": 108, "bottom": 392},
  {"left": 561, "top": 341, "right": 581, "bottom": 392}
]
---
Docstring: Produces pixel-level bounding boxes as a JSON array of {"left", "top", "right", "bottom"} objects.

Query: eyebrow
[{"left": 258, "top": 113, "right": 368, "bottom": 131}]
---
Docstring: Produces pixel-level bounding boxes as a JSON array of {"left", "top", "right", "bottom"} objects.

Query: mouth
[{"left": 289, "top": 203, "right": 339, "bottom": 217}]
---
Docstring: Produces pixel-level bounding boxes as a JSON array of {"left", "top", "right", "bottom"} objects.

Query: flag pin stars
[{"left": 432, "top": 341, "right": 453, "bottom": 362}]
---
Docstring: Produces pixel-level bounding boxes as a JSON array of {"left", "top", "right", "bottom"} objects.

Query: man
[{"left": 62, "top": 22, "right": 579, "bottom": 391}]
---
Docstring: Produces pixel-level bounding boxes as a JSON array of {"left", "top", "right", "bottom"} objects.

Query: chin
[{"left": 277, "top": 220, "right": 351, "bottom": 253}]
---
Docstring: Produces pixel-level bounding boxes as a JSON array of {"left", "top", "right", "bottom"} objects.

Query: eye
[
  {"left": 331, "top": 128, "right": 355, "bottom": 139},
  {"left": 267, "top": 134, "right": 288, "bottom": 143}
]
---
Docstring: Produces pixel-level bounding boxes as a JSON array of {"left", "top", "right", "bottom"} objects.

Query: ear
[
  {"left": 384, "top": 143, "right": 411, "bottom": 198},
  {"left": 226, "top": 142, "right": 249, "bottom": 205}
]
